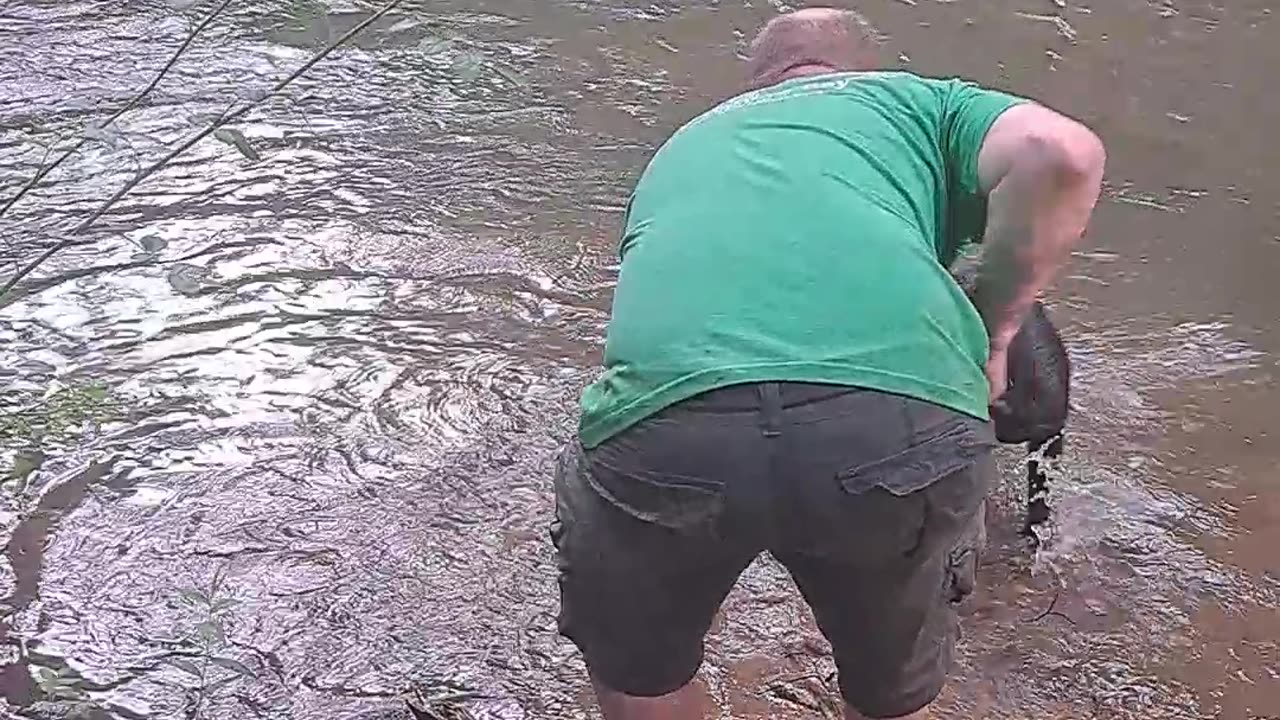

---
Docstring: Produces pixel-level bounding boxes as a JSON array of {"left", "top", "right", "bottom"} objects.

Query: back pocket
[
  {"left": 836, "top": 417, "right": 995, "bottom": 497},
  {"left": 583, "top": 447, "right": 728, "bottom": 533}
]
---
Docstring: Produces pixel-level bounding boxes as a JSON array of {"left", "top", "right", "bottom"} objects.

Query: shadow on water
[{"left": 1, "top": 0, "right": 1278, "bottom": 718}]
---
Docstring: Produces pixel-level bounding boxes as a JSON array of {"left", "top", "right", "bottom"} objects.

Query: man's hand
[
  {"left": 986, "top": 343, "right": 1009, "bottom": 404},
  {"left": 972, "top": 103, "right": 1106, "bottom": 355}
]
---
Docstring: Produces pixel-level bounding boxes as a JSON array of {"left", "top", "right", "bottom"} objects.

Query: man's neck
[
  {"left": 747, "top": 61, "right": 876, "bottom": 92},
  {"left": 777, "top": 63, "right": 839, "bottom": 82}
]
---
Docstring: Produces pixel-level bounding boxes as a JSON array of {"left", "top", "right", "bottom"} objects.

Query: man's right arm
[{"left": 970, "top": 102, "right": 1106, "bottom": 366}]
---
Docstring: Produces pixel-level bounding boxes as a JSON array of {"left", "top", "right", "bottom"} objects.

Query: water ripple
[{"left": 2, "top": 0, "right": 1278, "bottom": 718}]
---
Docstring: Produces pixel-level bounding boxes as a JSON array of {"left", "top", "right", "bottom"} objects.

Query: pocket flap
[
  {"left": 837, "top": 419, "right": 995, "bottom": 496},
  {"left": 584, "top": 455, "right": 727, "bottom": 531}
]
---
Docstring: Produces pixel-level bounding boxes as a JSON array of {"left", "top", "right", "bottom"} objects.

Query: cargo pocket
[
  {"left": 945, "top": 497, "right": 986, "bottom": 604},
  {"left": 835, "top": 416, "right": 994, "bottom": 565},
  {"left": 549, "top": 442, "right": 582, "bottom": 574}
]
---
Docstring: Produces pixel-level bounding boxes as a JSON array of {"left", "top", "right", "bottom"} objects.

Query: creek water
[{"left": 0, "top": 0, "right": 1276, "bottom": 718}]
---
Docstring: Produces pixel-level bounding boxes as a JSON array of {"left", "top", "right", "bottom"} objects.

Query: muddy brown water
[{"left": 0, "top": 0, "right": 1277, "bottom": 718}]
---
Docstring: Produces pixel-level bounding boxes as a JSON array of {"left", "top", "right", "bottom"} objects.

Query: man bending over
[{"left": 550, "top": 7, "right": 1105, "bottom": 719}]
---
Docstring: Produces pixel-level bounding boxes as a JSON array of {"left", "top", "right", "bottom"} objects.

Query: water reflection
[{"left": 2, "top": 0, "right": 1278, "bottom": 718}]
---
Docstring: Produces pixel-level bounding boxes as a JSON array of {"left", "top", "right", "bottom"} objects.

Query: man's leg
[
  {"left": 769, "top": 389, "right": 995, "bottom": 719},
  {"left": 844, "top": 704, "right": 928, "bottom": 720},
  {"left": 839, "top": 493, "right": 984, "bottom": 719},
  {"left": 591, "top": 675, "right": 710, "bottom": 720},
  {"left": 777, "top": 470, "right": 988, "bottom": 719},
  {"left": 550, "top": 392, "right": 767, "bottom": 718}
]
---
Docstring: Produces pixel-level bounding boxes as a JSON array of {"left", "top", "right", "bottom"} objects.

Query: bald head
[{"left": 745, "top": 7, "right": 879, "bottom": 90}]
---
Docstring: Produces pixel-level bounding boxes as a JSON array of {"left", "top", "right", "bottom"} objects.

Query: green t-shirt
[{"left": 578, "top": 70, "right": 1028, "bottom": 448}]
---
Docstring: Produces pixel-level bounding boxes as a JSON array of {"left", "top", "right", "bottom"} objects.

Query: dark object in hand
[{"left": 950, "top": 261, "right": 1070, "bottom": 534}]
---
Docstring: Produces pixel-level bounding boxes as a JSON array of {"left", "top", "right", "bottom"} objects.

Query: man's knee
[{"left": 843, "top": 703, "right": 932, "bottom": 720}]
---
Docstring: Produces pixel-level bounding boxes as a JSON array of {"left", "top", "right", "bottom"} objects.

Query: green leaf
[
  {"left": 284, "top": 0, "right": 333, "bottom": 44},
  {"left": 177, "top": 587, "right": 209, "bottom": 606},
  {"left": 139, "top": 234, "right": 169, "bottom": 254},
  {"left": 197, "top": 619, "right": 225, "bottom": 645},
  {"left": 163, "top": 656, "right": 203, "bottom": 677},
  {"left": 9, "top": 449, "right": 43, "bottom": 485},
  {"left": 209, "top": 597, "right": 239, "bottom": 613},
  {"left": 386, "top": 17, "right": 420, "bottom": 33},
  {"left": 210, "top": 565, "right": 227, "bottom": 597},
  {"left": 213, "top": 128, "right": 262, "bottom": 162},
  {"left": 52, "top": 684, "right": 88, "bottom": 701},
  {"left": 82, "top": 384, "right": 109, "bottom": 403},
  {"left": 209, "top": 656, "right": 256, "bottom": 678},
  {"left": 451, "top": 49, "right": 486, "bottom": 82},
  {"left": 205, "top": 673, "right": 241, "bottom": 690},
  {"left": 285, "top": 0, "right": 320, "bottom": 27},
  {"left": 417, "top": 34, "right": 453, "bottom": 56},
  {"left": 35, "top": 666, "right": 57, "bottom": 687},
  {"left": 84, "top": 123, "right": 122, "bottom": 149},
  {"left": 240, "top": 86, "right": 272, "bottom": 103},
  {"left": 490, "top": 63, "right": 527, "bottom": 88},
  {"left": 165, "top": 263, "right": 211, "bottom": 296}
]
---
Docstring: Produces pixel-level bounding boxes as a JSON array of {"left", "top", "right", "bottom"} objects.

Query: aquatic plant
[
  {"left": 1, "top": 381, "right": 118, "bottom": 507},
  {"left": 162, "top": 565, "right": 256, "bottom": 719},
  {"left": 0, "top": 0, "right": 524, "bottom": 716}
]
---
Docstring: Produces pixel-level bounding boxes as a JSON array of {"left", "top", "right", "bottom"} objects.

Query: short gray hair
[{"left": 746, "top": 7, "right": 880, "bottom": 90}]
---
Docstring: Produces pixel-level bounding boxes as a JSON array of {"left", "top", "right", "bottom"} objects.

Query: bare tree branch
[
  {"left": 0, "top": 0, "right": 235, "bottom": 220},
  {"left": 0, "top": 0, "right": 408, "bottom": 301}
]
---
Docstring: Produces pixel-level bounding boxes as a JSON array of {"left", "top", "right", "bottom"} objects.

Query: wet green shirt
[{"left": 578, "top": 71, "right": 1028, "bottom": 448}]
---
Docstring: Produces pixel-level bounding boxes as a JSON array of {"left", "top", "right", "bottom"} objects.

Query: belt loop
[{"left": 758, "top": 382, "right": 782, "bottom": 438}]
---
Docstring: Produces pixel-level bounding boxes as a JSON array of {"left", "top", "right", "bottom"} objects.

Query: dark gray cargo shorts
[{"left": 550, "top": 382, "right": 996, "bottom": 719}]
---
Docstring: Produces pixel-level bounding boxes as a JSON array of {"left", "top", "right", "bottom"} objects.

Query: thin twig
[
  {"left": 0, "top": 0, "right": 407, "bottom": 300},
  {"left": 0, "top": 0, "right": 236, "bottom": 220},
  {"left": 1026, "top": 566, "right": 1077, "bottom": 626}
]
